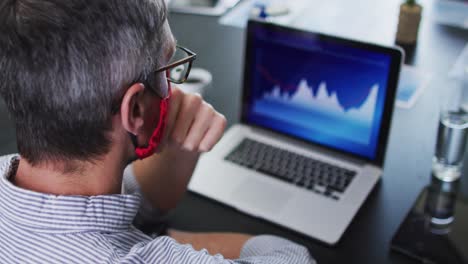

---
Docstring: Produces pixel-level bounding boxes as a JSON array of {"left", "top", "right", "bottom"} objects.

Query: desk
[{"left": 167, "top": 0, "right": 468, "bottom": 263}]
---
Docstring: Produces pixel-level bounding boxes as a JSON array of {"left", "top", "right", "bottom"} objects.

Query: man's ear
[{"left": 120, "top": 83, "right": 146, "bottom": 136}]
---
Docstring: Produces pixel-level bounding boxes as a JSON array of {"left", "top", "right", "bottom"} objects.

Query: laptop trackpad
[{"left": 230, "top": 178, "right": 292, "bottom": 216}]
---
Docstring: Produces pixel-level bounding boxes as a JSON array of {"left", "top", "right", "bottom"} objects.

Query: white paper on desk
[
  {"left": 396, "top": 65, "right": 432, "bottom": 109},
  {"left": 449, "top": 42, "right": 468, "bottom": 79},
  {"left": 219, "top": 0, "right": 309, "bottom": 28},
  {"left": 432, "top": 0, "right": 468, "bottom": 29},
  {"left": 221, "top": 0, "right": 399, "bottom": 45}
]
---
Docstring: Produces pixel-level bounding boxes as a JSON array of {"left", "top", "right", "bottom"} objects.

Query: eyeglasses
[
  {"left": 156, "top": 45, "right": 197, "bottom": 84},
  {"left": 147, "top": 45, "right": 196, "bottom": 99},
  {"left": 111, "top": 45, "right": 197, "bottom": 114}
]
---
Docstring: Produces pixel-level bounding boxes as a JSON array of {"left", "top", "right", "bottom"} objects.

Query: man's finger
[
  {"left": 170, "top": 93, "right": 202, "bottom": 145},
  {"left": 161, "top": 87, "right": 183, "bottom": 145},
  {"left": 199, "top": 114, "right": 227, "bottom": 152},
  {"left": 182, "top": 102, "right": 215, "bottom": 151}
]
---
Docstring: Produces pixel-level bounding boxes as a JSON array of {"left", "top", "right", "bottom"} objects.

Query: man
[{"left": 0, "top": 0, "right": 315, "bottom": 263}]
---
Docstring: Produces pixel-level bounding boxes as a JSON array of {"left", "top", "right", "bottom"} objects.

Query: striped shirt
[{"left": 0, "top": 155, "right": 315, "bottom": 263}]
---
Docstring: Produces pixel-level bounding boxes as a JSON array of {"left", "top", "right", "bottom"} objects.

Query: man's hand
[
  {"left": 133, "top": 87, "right": 227, "bottom": 212},
  {"left": 163, "top": 87, "right": 227, "bottom": 153},
  {"left": 134, "top": 89, "right": 253, "bottom": 260}
]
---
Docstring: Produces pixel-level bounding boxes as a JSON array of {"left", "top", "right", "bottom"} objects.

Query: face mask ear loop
[
  {"left": 133, "top": 99, "right": 168, "bottom": 159},
  {"left": 133, "top": 71, "right": 172, "bottom": 160}
]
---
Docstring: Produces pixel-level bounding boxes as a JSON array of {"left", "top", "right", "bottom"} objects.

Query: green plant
[{"left": 406, "top": 0, "right": 416, "bottom": 5}]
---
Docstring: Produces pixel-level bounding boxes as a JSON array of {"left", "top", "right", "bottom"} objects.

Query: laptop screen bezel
[{"left": 240, "top": 20, "right": 402, "bottom": 167}]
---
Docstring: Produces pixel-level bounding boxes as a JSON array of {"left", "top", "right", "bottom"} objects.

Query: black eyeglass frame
[
  {"left": 111, "top": 45, "right": 197, "bottom": 114},
  {"left": 155, "top": 45, "right": 197, "bottom": 84}
]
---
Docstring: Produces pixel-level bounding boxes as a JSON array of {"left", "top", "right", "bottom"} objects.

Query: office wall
[{"left": 168, "top": 13, "right": 246, "bottom": 126}]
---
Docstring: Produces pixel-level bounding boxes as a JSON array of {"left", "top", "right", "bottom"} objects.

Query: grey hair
[{"left": 0, "top": 0, "right": 168, "bottom": 166}]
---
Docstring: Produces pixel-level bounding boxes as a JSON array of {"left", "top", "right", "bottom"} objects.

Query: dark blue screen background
[{"left": 246, "top": 24, "right": 392, "bottom": 160}]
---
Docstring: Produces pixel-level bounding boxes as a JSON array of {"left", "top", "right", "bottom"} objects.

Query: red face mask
[{"left": 132, "top": 75, "right": 171, "bottom": 160}]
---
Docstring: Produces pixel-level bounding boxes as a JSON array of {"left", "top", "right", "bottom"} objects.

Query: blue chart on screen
[{"left": 246, "top": 27, "right": 391, "bottom": 159}]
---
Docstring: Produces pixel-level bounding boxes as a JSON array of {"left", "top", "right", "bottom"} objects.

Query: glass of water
[{"left": 433, "top": 66, "right": 468, "bottom": 182}]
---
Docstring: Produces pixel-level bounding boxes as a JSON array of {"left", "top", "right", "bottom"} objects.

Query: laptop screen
[{"left": 243, "top": 21, "right": 397, "bottom": 161}]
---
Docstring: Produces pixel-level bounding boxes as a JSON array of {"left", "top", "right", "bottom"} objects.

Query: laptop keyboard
[{"left": 225, "top": 138, "right": 356, "bottom": 200}]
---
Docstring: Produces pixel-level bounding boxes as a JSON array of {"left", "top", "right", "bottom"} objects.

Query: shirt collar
[{"left": 0, "top": 155, "right": 141, "bottom": 234}]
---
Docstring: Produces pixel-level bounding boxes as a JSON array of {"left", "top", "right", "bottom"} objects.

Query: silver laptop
[{"left": 189, "top": 20, "right": 403, "bottom": 245}]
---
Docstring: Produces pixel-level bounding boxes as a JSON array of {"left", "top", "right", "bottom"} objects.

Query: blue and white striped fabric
[{"left": 0, "top": 155, "right": 315, "bottom": 263}]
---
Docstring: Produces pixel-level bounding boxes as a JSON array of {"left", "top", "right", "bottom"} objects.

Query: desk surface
[{"left": 167, "top": 0, "right": 468, "bottom": 263}]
